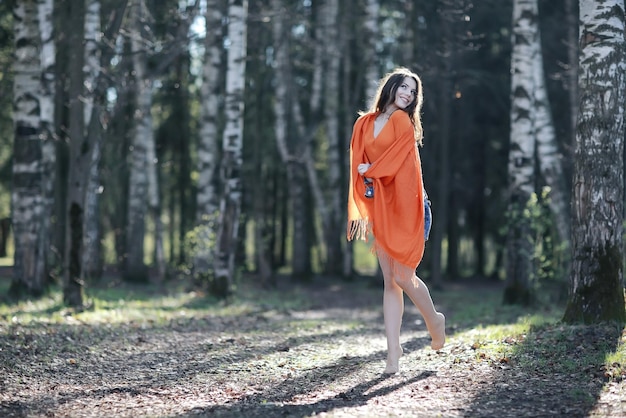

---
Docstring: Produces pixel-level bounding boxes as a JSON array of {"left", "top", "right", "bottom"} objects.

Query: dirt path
[{"left": 1, "top": 276, "right": 624, "bottom": 417}]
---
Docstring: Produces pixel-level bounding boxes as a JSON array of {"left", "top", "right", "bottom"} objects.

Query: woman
[{"left": 347, "top": 67, "right": 445, "bottom": 374}]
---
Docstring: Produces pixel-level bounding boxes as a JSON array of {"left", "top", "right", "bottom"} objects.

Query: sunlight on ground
[{"left": 0, "top": 279, "right": 626, "bottom": 417}]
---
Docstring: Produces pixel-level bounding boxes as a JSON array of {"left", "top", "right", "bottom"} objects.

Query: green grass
[{"left": 438, "top": 284, "right": 626, "bottom": 384}]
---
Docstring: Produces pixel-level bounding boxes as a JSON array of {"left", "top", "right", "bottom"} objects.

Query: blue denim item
[
  {"left": 364, "top": 178, "right": 374, "bottom": 198},
  {"left": 424, "top": 197, "right": 432, "bottom": 241}
]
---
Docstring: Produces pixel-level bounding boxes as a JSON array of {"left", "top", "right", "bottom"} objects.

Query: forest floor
[{"left": 0, "top": 270, "right": 625, "bottom": 418}]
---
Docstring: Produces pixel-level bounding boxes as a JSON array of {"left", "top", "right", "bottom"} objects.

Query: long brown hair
[{"left": 365, "top": 67, "right": 424, "bottom": 145}]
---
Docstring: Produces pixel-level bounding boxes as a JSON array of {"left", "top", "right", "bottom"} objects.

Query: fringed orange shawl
[{"left": 346, "top": 111, "right": 426, "bottom": 269}]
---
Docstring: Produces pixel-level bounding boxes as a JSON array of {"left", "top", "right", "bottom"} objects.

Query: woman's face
[{"left": 392, "top": 77, "right": 417, "bottom": 110}]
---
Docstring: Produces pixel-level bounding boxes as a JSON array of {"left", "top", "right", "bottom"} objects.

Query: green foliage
[
  {"left": 506, "top": 187, "right": 568, "bottom": 305},
  {"left": 183, "top": 213, "right": 218, "bottom": 285}
]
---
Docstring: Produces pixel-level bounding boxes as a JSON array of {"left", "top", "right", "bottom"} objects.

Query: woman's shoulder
[
  {"left": 356, "top": 111, "right": 376, "bottom": 122},
  {"left": 390, "top": 110, "right": 413, "bottom": 130},
  {"left": 390, "top": 110, "right": 411, "bottom": 123},
  {"left": 353, "top": 111, "right": 376, "bottom": 128}
]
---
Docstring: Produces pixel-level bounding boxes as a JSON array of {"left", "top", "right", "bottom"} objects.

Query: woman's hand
[{"left": 357, "top": 163, "right": 371, "bottom": 175}]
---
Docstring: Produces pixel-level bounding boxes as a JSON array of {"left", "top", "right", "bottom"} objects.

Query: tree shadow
[
  {"left": 178, "top": 358, "right": 435, "bottom": 418},
  {"left": 464, "top": 321, "right": 624, "bottom": 417}
]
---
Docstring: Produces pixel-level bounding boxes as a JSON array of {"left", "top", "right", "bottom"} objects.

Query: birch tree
[
  {"left": 82, "top": 0, "right": 103, "bottom": 280},
  {"left": 212, "top": 0, "right": 248, "bottom": 296},
  {"left": 533, "top": 30, "right": 570, "bottom": 255},
  {"left": 504, "top": 0, "right": 537, "bottom": 304},
  {"left": 193, "top": 0, "right": 225, "bottom": 281},
  {"left": 10, "top": 0, "right": 51, "bottom": 297},
  {"left": 38, "top": 0, "right": 56, "bottom": 288},
  {"left": 563, "top": 0, "right": 625, "bottom": 324},
  {"left": 271, "top": 0, "right": 312, "bottom": 278},
  {"left": 505, "top": 0, "right": 571, "bottom": 304}
]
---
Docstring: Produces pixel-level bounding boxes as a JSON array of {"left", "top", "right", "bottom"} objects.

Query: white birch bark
[
  {"left": 38, "top": 0, "right": 55, "bottom": 286},
  {"left": 533, "top": 37, "right": 570, "bottom": 247},
  {"left": 82, "top": 0, "right": 102, "bottom": 279},
  {"left": 194, "top": 0, "right": 224, "bottom": 281},
  {"left": 213, "top": 0, "right": 247, "bottom": 294},
  {"left": 564, "top": 0, "right": 625, "bottom": 323},
  {"left": 11, "top": 0, "right": 46, "bottom": 295},
  {"left": 504, "top": 0, "right": 537, "bottom": 303}
]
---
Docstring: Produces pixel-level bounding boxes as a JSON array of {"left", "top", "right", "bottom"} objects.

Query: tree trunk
[
  {"left": 270, "top": 0, "right": 312, "bottom": 279},
  {"left": 321, "top": 0, "right": 343, "bottom": 275},
  {"left": 38, "top": 0, "right": 56, "bottom": 286},
  {"left": 563, "top": 0, "right": 625, "bottom": 324},
  {"left": 125, "top": 0, "right": 150, "bottom": 282},
  {"left": 565, "top": 0, "right": 579, "bottom": 141},
  {"left": 10, "top": 0, "right": 49, "bottom": 298},
  {"left": 533, "top": 20, "right": 570, "bottom": 255},
  {"left": 430, "top": 2, "right": 455, "bottom": 286},
  {"left": 82, "top": 0, "right": 103, "bottom": 280},
  {"left": 193, "top": 0, "right": 224, "bottom": 281},
  {"left": 213, "top": 0, "right": 248, "bottom": 296},
  {"left": 64, "top": 0, "right": 86, "bottom": 307},
  {"left": 503, "top": 0, "right": 538, "bottom": 306}
]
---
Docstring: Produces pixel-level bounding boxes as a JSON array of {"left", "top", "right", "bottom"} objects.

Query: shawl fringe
[{"left": 347, "top": 219, "right": 371, "bottom": 242}]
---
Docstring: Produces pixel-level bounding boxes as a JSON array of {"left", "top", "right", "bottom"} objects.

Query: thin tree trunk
[
  {"left": 10, "top": 0, "right": 48, "bottom": 297},
  {"left": 431, "top": 2, "right": 455, "bottom": 286},
  {"left": 341, "top": 6, "right": 354, "bottom": 279},
  {"left": 64, "top": 0, "right": 86, "bottom": 306},
  {"left": 125, "top": 0, "right": 150, "bottom": 282},
  {"left": 85, "top": 0, "right": 128, "bottom": 276},
  {"left": 38, "top": 0, "right": 56, "bottom": 287},
  {"left": 563, "top": 0, "right": 625, "bottom": 324},
  {"left": 213, "top": 0, "right": 248, "bottom": 296},
  {"left": 193, "top": 0, "right": 224, "bottom": 281},
  {"left": 503, "top": 0, "right": 538, "bottom": 305},
  {"left": 82, "top": 0, "right": 103, "bottom": 280},
  {"left": 533, "top": 27, "right": 570, "bottom": 255},
  {"left": 565, "top": 0, "right": 579, "bottom": 141},
  {"left": 322, "top": 0, "right": 342, "bottom": 275},
  {"left": 271, "top": 0, "right": 311, "bottom": 279}
]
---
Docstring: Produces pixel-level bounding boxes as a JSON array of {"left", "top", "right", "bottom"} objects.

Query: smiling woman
[{"left": 346, "top": 67, "right": 445, "bottom": 374}]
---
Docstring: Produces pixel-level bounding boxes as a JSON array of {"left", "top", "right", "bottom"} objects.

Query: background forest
[{"left": 0, "top": 0, "right": 622, "bottom": 318}]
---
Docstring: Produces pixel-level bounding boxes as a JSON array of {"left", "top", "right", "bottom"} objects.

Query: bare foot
[
  {"left": 430, "top": 312, "right": 446, "bottom": 350},
  {"left": 384, "top": 346, "right": 404, "bottom": 374}
]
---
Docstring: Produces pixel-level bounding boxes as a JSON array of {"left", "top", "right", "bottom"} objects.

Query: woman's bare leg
[
  {"left": 380, "top": 257, "right": 404, "bottom": 374},
  {"left": 395, "top": 273, "right": 446, "bottom": 350}
]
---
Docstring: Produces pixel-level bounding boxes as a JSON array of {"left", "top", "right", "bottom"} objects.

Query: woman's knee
[
  {"left": 383, "top": 274, "right": 401, "bottom": 290},
  {"left": 393, "top": 274, "right": 415, "bottom": 289}
]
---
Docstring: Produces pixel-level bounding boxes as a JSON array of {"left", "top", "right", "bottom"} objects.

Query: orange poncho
[{"left": 346, "top": 111, "right": 426, "bottom": 270}]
